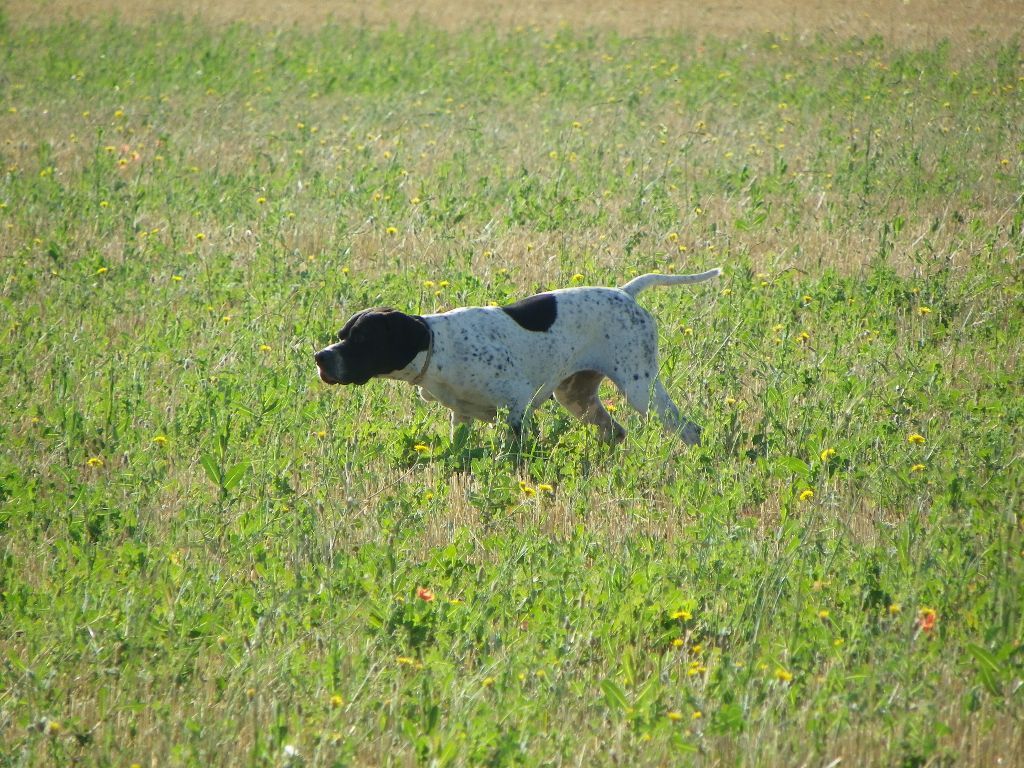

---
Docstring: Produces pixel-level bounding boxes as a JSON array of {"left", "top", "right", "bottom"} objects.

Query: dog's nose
[{"left": 314, "top": 350, "right": 328, "bottom": 365}]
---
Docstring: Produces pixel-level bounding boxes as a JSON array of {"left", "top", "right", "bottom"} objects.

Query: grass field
[{"left": 1, "top": 6, "right": 1023, "bottom": 767}]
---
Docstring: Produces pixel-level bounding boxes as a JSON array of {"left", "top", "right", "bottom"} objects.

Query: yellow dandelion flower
[
  {"left": 571, "top": 273, "right": 585, "bottom": 283},
  {"left": 396, "top": 656, "right": 416, "bottom": 666},
  {"left": 724, "top": 396, "right": 737, "bottom": 405},
  {"left": 888, "top": 603, "right": 902, "bottom": 615},
  {"left": 537, "top": 483, "right": 554, "bottom": 493},
  {"left": 799, "top": 331, "right": 811, "bottom": 342},
  {"left": 690, "top": 644, "right": 703, "bottom": 654},
  {"left": 259, "top": 344, "right": 272, "bottom": 352},
  {"left": 256, "top": 196, "right": 266, "bottom": 204},
  {"left": 667, "top": 711, "right": 684, "bottom": 721},
  {"left": 672, "top": 638, "right": 684, "bottom": 648},
  {"left": 519, "top": 481, "right": 536, "bottom": 497},
  {"left": 907, "top": 433, "right": 926, "bottom": 445},
  {"left": 194, "top": 232, "right": 205, "bottom": 241},
  {"left": 774, "top": 667, "right": 793, "bottom": 682},
  {"left": 482, "top": 676, "right": 496, "bottom": 687},
  {"left": 386, "top": 226, "right": 398, "bottom": 235},
  {"left": 86, "top": 456, "right": 104, "bottom": 467},
  {"left": 720, "top": 288, "right": 732, "bottom": 296},
  {"left": 668, "top": 232, "right": 679, "bottom": 242},
  {"left": 315, "top": 430, "right": 327, "bottom": 439},
  {"left": 818, "top": 609, "right": 830, "bottom": 619},
  {"left": 671, "top": 609, "right": 692, "bottom": 620},
  {"left": 413, "top": 444, "right": 430, "bottom": 454},
  {"left": 918, "top": 306, "right": 932, "bottom": 315},
  {"left": 172, "top": 275, "right": 183, "bottom": 282},
  {"left": 799, "top": 489, "right": 814, "bottom": 502},
  {"left": 46, "top": 720, "right": 62, "bottom": 736},
  {"left": 411, "top": 196, "right": 421, "bottom": 205},
  {"left": 152, "top": 435, "right": 168, "bottom": 444},
  {"left": 684, "top": 327, "right": 694, "bottom": 336},
  {"left": 99, "top": 200, "right": 109, "bottom": 208},
  {"left": 820, "top": 448, "right": 836, "bottom": 461},
  {"left": 96, "top": 266, "right": 108, "bottom": 275},
  {"left": 330, "top": 694, "right": 344, "bottom": 707},
  {"left": 438, "top": 280, "right": 450, "bottom": 288},
  {"left": 911, "top": 463, "right": 925, "bottom": 472},
  {"left": 423, "top": 280, "right": 435, "bottom": 288},
  {"left": 802, "top": 294, "right": 813, "bottom": 303},
  {"left": 692, "top": 711, "right": 703, "bottom": 720}
]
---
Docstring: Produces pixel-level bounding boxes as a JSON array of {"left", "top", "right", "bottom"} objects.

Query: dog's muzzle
[{"left": 314, "top": 349, "right": 343, "bottom": 385}]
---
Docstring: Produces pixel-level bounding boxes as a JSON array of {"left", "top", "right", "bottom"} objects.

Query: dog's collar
[{"left": 410, "top": 321, "right": 433, "bottom": 385}]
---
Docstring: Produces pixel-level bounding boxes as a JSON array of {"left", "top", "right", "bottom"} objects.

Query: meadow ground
[{"left": 1, "top": 1, "right": 1023, "bottom": 766}]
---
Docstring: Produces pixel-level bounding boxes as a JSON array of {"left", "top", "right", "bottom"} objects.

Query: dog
[{"left": 314, "top": 269, "right": 721, "bottom": 445}]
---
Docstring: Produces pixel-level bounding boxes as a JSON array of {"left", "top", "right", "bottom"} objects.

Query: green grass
[{"left": 1, "top": 14, "right": 1023, "bottom": 767}]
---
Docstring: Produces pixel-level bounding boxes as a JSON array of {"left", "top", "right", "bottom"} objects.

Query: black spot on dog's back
[{"left": 501, "top": 293, "right": 557, "bottom": 332}]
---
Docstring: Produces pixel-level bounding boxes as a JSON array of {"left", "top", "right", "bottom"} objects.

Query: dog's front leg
[{"left": 449, "top": 411, "right": 474, "bottom": 442}]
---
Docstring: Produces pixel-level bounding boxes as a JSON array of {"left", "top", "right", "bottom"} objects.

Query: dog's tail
[{"left": 619, "top": 268, "right": 722, "bottom": 298}]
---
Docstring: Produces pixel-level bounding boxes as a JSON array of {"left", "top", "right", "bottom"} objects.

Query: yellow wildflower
[
  {"left": 86, "top": 457, "right": 104, "bottom": 467},
  {"left": 907, "top": 433, "right": 926, "bottom": 445},
  {"left": 799, "top": 489, "right": 814, "bottom": 502},
  {"left": 775, "top": 667, "right": 793, "bottom": 682},
  {"left": 820, "top": 448, "right": 836, "bottom": 462}
]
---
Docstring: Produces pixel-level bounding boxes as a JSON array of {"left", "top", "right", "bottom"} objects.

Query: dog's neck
[{"left": 408, "top": 321, "right": 433, "bottom": 385}]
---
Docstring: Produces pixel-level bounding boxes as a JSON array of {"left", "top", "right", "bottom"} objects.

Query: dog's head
[{"left": 314, "top": 308, "right": 430, "bottom": 386}]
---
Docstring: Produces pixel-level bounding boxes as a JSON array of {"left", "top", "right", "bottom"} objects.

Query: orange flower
[
  {"left": 917, "top": 607, "right": 937, "bottom": 633},
  {"left": 416, "top": 587, "right": 435, "bottom": 602}
]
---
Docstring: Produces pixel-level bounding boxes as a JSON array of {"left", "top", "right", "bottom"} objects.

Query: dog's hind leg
[
  {"left": 616, "top": 376, "right": 702, "bottom": 446},
  {"left": 554, "top": 371, "right": 626, "bottom": 442}
]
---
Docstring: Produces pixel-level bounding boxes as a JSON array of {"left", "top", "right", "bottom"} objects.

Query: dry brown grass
[{"left": 8, "top": 0, "right": 1024, "bottom": 46}]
